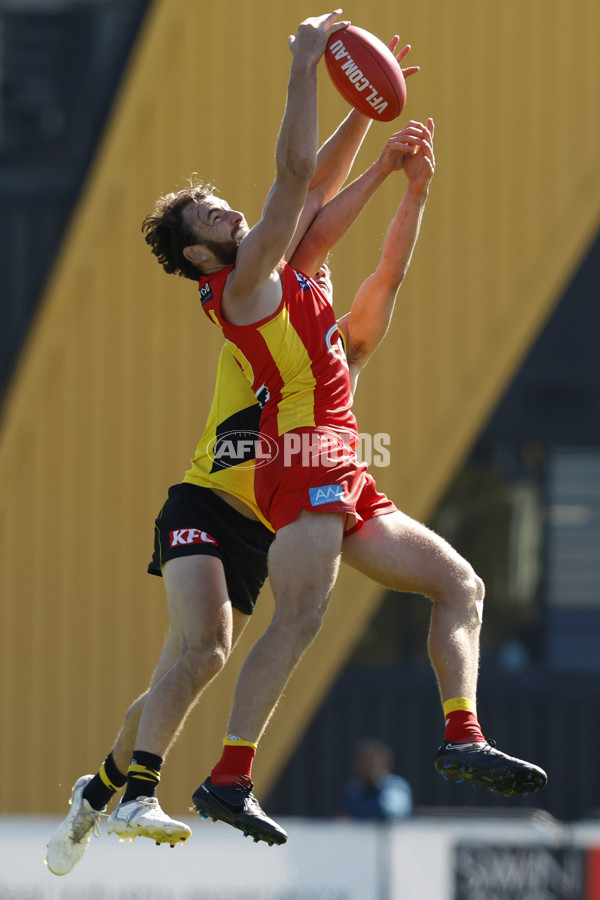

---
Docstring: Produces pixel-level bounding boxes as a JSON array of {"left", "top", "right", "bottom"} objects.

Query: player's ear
[{"left": 183, "top": 244, "right": 212, "bottom": 267}]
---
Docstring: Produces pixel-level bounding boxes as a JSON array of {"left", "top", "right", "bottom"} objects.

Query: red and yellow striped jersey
[{"left": 199, "top": 262, "right": 358, "bottom": 441}]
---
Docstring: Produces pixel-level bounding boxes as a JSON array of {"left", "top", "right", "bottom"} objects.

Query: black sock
[
  {"left": 82, "top": 752, "right": 127, "bottom": 811},
  {"left": 122, "top": 750, "right": 163, "bottom": 803}
]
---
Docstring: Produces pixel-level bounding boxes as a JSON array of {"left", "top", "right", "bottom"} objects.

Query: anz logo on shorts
[
  {"left": 170, "top": 529, "right": 217, "bottom": 547},
  {"left": 309, "top": 485, "right": 346, "bottom": 506}
]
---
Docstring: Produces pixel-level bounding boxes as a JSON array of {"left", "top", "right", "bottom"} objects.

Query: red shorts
[{"left": 255, "top": 427, "right": 397, "bottom": 533}]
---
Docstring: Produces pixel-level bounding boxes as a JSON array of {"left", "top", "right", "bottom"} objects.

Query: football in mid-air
[{"left": 325, "top": 25, "right": 407, "bottom": 122}]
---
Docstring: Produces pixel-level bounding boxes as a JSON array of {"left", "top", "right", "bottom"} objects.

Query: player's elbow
[
  {"left": 375, "top": 268, "right": 405, "bottom": 296},
  {"left": 277, "top": 152, "right": 316, "bottom": 186},
  {"left": 348, "top": 325, "right": 391, "bottom": 372},
  {"left": 347, "top": 340, "right": 372, "bottom": 372}
]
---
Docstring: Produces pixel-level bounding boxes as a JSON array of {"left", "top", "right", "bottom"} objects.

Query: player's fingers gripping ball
[{"left": 325, "top": 25, "right": 407, "bottom": 121}]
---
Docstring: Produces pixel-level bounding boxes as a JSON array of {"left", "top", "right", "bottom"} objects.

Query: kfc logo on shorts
[{"left": 170, "top": 528, "right": 217, "bottom": 547}]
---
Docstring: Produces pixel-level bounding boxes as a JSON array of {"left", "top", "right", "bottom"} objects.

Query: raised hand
[
  {"left": 402, "top": 118, "right": 435, "bottom": 193},
  {"left": 387, "top": 36, "right": 420, "bottom": 80},
  {"left": 288, "top": 9, "right": 350, "bottom": 61},
  {"left": 376, "top": 118, "right": 435, "bottom": 193}
]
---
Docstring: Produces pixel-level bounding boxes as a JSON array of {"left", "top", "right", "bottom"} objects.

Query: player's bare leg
[
  {"left": 108, "top": 555, "right": 250, "bottom": 846},
  {"left": 228, "top": 510, "right": 343, "bottom": 741},
  {"left": 133, "top": 556, "right": 236, "bottom": 756},
  {"left": 110, "top": 593, "right": 251, "bottom": 770},
  {"left": 343, "top": 511, "right": 547, "bottom": 796},
  {"left": 344, "top": 510, "right": 483, "bottom": 702},
  {"left": 193, "top": 511, "right": 344, "bottom": 845}
]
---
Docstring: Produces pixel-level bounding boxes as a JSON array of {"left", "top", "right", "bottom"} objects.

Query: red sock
[
  {"left": 443, "top": 698, "right": 486, "bottom": 744},
  {"left": 210, "top": 735, "right": 257, "bottom": 786}
]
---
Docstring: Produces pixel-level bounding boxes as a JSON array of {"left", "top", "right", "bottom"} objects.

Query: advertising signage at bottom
[{"left": 454, "top": 843, "right": 585, "bottom": 900}]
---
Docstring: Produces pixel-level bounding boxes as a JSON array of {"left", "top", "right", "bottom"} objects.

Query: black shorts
[{"left": 148, "top": 483, "right": 274, "bottom": 616}]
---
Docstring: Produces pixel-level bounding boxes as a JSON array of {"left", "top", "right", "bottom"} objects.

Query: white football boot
[
  {"left": 107, "top": 796, "right": 191, "bottom": 846},
  {"left": 45, "top": 774, "right": 103, "bottom": 875}
]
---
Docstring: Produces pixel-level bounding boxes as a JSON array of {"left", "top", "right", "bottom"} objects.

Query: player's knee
[
  {"left": 179, "top": 637, "right": 230, "bottom": 688},
  {"left": 434, "top": 561, "right": 485, "bottom": 623},
  {"left": 294, "top": 606, "right": 325, "bottom": 647},
  {"left": 471, "top": 571, "right": 485, "bottom": 622},
  {"left": 124, "top": 692, "right": 147, "bottom": 727},
  {"left": 459, "top": 567, "right": 485, "bottom": 623},
  {"left": 275, "top": 604, "right": 325, "bottom": 653}
]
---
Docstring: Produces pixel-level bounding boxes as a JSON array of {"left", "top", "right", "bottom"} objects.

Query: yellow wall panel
[{"left": 1, "top": 0, "right": 599, "bottom": 814}]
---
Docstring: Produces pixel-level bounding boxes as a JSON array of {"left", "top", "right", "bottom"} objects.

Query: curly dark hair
[{"left": 141, "top": 180, "right": 214, "bottom": 281}]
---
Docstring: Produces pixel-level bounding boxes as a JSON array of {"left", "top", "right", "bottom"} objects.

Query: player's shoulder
[
  {"left": 199, "top": 264, "right": 235, "bottom": 311},
  {"left": 285, "top": 264, "right": 319, "bottom": 295}
]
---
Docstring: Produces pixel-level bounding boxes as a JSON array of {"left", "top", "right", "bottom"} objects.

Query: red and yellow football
[{"left": 325, "top": 25, "right": 407, "bottom": 122}]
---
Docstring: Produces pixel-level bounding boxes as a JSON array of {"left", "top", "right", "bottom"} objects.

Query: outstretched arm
[
  {"left": 337, "top": 118, "right": 435, "bottom": 390},
  {"left": 285, "top": 108, "right": 372, "bottom": 261},
  {"left": 225, "top": 11, "right": 348, "bottom": 307},
  {"left": 286, "top": 39, "right": 420, "bottom": 262},
  {"left": 288, "top": 121, "right": 417, "bottom": 277}
]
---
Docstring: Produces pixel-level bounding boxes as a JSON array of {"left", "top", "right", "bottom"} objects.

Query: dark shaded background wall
[{"left": 0, "top": 0, "right": 150, "bottom": 394}]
